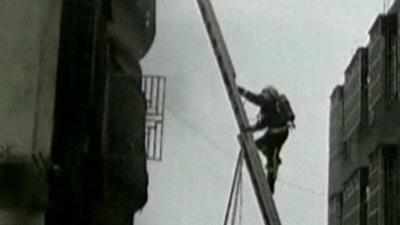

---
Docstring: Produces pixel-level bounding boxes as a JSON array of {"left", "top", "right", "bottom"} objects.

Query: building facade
[
  {"left": 329, "top": 2, "right": 400, "bottom": 225},
  {"left": 0, "top": 1, "right": 156, "bottom": 225}
]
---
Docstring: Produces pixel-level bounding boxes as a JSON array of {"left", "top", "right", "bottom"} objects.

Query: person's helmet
[{"left": 261, "top": 85, "right": 279, "bottom": 99}]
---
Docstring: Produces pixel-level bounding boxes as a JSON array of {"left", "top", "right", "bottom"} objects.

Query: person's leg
[
  {"left": 267, "top": 145, "right": 279, "bottom": 193},
  {"left": 255, "top": 137, "right": 273, "bottom": 170},
  {"left": 267, "top": 170, "right": 275, "bottom": 193},
  {"left": 275, "top": 130, "right": 289, "bottom": 166},
  {"left": 256, "top": 134, "right": 285, "bottom": 193},
  {"left": 269, "top": 149, "right": 281, "bottom": 191},
  {"left": 268, "top": 130, "right": 290, "bottom": 193},
  {"left": 256, "top": 135, "right": 277, "bottom": 193}
]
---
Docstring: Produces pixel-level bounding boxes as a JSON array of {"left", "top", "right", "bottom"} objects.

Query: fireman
[{"left": 238, "top": 85, "right": 295, "bottom": 193}]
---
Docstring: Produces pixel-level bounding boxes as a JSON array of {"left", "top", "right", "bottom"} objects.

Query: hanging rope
[
  {"left": 223, "top": 150, "right": 244, "bottom": 225},
  {"left": 230, "top": 171, "right": 241, "bottom": 225},
  {"left": 238, "top": 168, "right": 243, "bottom": 225},
  {"left": 230, "top": 161, "right": 243, "bottom": 225}
]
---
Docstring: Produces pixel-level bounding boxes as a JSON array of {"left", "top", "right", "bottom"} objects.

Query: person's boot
[{"left": 267, "top": 172, "right": 275, "bottom": 194}]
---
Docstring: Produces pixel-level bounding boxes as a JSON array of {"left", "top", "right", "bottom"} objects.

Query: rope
[
  {"left": 223, "top": 150, "right": 244, "bottom": 225},
  {"left": 167, "top": 107, "right": 328, "bottom": 196},
  {"left": 230, "top": 168, "right": 241, "bottom": 225},
  {"left": 238, "top": 163, "right": 243, "bottom": 225},
  {"left": 230, "top": 152, "right": 243, "bottom": 225}
]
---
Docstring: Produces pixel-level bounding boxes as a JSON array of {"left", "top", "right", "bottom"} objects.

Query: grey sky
[{"left": 136, "top": 1, "right": 384, "bottom": 225}]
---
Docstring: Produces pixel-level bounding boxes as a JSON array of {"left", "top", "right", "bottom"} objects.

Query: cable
[
  {"left": 166, "top": 106, "right": 327, "bottom": 198},
  {"left": 165, "top": 107, "right": 237, "bottom": 161},
  {"left": 223, "top": 150, "right": 244, "bottom": 225},
  {"left": 167, "top": 108, "right": 249, "bottom": 225},
  {"left": 230, "top": 178, "right": 240, "bottom": 225},
  {"left": 276, "top": 179, "right": 326, "bottom": 197},
  {"left": 238, "top": 162, "right": 243, "bottom": 225},
  {"left": 229, "top": 152, "right": 243, "bottom": 225}
]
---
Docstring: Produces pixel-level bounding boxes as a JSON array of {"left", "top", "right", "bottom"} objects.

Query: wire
[
  {"left": 166, "top": 106, "right": 327, "bottom": 198},
  {"left": 238, "top": 162, "right": 243, "bottom": 225},
  {"left": 165, "top": 107, "right": 237, "bottom": 161},
  {"left": 276, "top": 179, "right": 326, "bottom": 197},
  {"left": 228, "top": 151, "right": 243, "bottom": 225},
  {"left": 230, "top": 174, "right": 240, "bottom": 225},
  {"left": 223, "top": 151, "right": 244, "bottom": 225}
]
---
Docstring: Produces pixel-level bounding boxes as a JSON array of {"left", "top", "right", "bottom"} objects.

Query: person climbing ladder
[{"left": 237, "top": 85, "right": 295, "bottom": 193}]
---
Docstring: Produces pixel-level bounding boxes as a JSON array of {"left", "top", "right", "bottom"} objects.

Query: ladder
[{"left": 196, "top": 1, "right": 281, "bottom": 225}]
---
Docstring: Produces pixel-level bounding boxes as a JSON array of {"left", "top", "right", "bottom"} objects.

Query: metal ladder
[{"left": 196, "top": 0, "right": 281, "bottom": 224}]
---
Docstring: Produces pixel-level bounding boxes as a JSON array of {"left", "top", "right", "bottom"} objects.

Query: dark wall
[{"left": 47, "top": 1, "right": 155, "bottom": 225}]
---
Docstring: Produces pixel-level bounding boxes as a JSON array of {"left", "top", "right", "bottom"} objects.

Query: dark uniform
[{"left": 238, "top": 86, "right": 295, "bottom": 193}]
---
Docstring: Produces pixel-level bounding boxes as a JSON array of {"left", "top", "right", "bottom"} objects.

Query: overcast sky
[{"left": 135, "top": 1, "right": 385, "bottom": 225}]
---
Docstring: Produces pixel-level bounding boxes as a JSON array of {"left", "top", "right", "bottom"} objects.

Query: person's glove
[
  {"left": 237, "top": 86, "right": 246, "bottom": 95},
  {"left": 288, "top": 121, "right": 296, "bottom": 129}
]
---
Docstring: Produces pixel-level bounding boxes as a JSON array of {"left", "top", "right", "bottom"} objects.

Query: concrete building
[
  {"left": 0, "top": 1, "right": 155, "bottom": 225},
  {"left": 328, "top": 2, "right": 400, "bottom": 225}
]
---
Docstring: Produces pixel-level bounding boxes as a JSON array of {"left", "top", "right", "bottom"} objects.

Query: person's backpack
[{"left": 276, "top": 95, "right": 295, "bottom": 122}]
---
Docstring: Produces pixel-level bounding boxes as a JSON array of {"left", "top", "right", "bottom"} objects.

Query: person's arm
[{"left": 237, "top": 86, "right": 265, "bottom": 106}]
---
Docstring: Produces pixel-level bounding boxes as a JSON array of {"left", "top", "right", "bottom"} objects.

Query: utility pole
[{"left": 196, "top": 0, "right": 281, "bottom": 225}]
